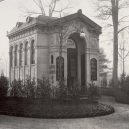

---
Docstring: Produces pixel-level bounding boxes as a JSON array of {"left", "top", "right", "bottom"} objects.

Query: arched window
[
  {"left": 10, "top": 46, "right": 13, "bottom": 67},
  {"left": 25, "top": 42, "right": 29, "bottom": 65},
  {"left": 56, "top": 56, "right": 64, "bottom": 81},
  {"left": 90, "top": 58, "right": 97, "bottom": 81},
  {"left": 31, "top": 40, "right": 35, "bottom": 64},
  {"left": 15, "top": 45, "right": 18, "bottom": 66},
  {"left": 51, "top": 55, "right": 54, "bottom": 64},
  {"left": 19, "top": 43, "right": 23, "bottom": 66}
]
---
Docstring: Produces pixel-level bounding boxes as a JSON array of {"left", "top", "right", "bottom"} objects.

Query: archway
[{"left": 67, "top": 32, "right": 86, "bottom": 91}]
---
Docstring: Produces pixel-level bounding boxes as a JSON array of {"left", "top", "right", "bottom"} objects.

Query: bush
[
  {"left": 69, "top": 80, "right": 81, "bottom": 100},
  {"left": 87, "top": 82, "right": 100, "bottom": 100},
  {"left": 10, "top": 77, "right": 36, "bottom": 98},
  {"left": 24, "top": 77, "right": 36, "bottom": 98},
  {"left": 100, "top": 87, "right": 113, "bottom": 96},
  {"left": 52, "top": 80, "right": 68, "bottom": 100},
  {"left": 114, "top": 74, "right": 129, "bottom": 104},
  {"left": 10, "top": 79, "right": 23, "bottom": 97},
  {"left": 10, "top": 77, "right": 53, "bottom": 99},
  {"left": 0, "top": 75, "right": 8, "bottom": 97},
  {"left": 121, "top": 75, "right": 129, "bottom": 94},
  {"left": 36, "top": 77, "right": 51, "bottom": 99},
  {"left": 115, "top": 88, "right": 129, "bottom": 104}
]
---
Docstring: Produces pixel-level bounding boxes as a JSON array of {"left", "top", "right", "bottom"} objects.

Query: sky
[{"left": 0, "top": 0, "right": 129, "bottom": 77}]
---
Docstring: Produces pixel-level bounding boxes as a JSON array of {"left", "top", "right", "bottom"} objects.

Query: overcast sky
[{"left": 0, "top": 0, "right": 129, "bottom": 76}]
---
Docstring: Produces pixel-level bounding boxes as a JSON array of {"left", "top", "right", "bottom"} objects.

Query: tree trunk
[{"left": 111, "top": 0, "right": 118, "bottom": 88}]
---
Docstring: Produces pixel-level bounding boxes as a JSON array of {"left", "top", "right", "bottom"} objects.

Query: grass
[{"left": 0, "top": 97, "right": 114, "bottom": 118}]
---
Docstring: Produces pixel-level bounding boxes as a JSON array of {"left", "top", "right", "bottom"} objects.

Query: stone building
[{"left": 7, "top": 10, "right": 101, "bottom": 90}]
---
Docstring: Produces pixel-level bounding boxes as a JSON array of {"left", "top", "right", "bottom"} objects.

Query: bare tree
[
  {"left": 95, "top": 0, "right": 129, "bottom": 88},
  {"left": 32, "top": 0, "right": 60, "bottom": 16},
  {"left": 24, "top": 0, "right": 70, "bottom": 17},
  {"left": 119, "top": 39, "right": 129, "bottom": 75}
]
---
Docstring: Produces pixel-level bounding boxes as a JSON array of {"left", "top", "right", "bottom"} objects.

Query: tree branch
[
  {"left": 118, "top": 26, "right": 129, "bottom": 34},
  {"left": 124, "top": 51, "right": 129, "bottom": 59}
]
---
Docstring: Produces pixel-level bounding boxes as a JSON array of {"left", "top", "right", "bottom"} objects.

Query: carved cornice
[{"left": 9, "top": 27, "right": 37, "bottom": 42}]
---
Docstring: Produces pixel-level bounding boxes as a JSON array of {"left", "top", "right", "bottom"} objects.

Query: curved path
[{"left": 0, "top": 96, "right": 129, "bottom": 129}]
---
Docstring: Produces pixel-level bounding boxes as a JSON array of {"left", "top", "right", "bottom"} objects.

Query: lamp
[{"left": 80, "top": 31, "right": 85, "bottom": 38}]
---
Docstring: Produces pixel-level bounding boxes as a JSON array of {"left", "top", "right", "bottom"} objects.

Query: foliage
[
  {"left": 100, "top": 87, "right": 114, "bottom": 96},
  {"left": 10, "top": 77, "right": 52, "bottom": 99},
  {"left": 69, "top": 80, "right": 81, "bottom": 100},
  {"left": 87, "top": 82, "right": 100, "bottom": 100},
  {"left": 24, "top": 77, "right": 36, "bottom": 98},
  {"left": 53, "top": 80, "right": 68, "bottom": 100},
  {"left": 36, "top": 77, "right": 51, "bottom": 99},
  {"left": 0, "top": 75, "right": 9, "bottom": 97},
  {"left": 121, "top": 75, "right": 129, "bottom": 95},
  {"left": 120, "top": 73, "right": 126, "bottom": 88},
  {"left": 99, "top": 48, "right": 110, "bottom": 73},
  {"left": 10, "top": 79, "right": 24, "bottom": 97},
  {"left": 10, "top": 77, "right": 36, "bottom": 98},
  {"left": 101, "top": 77, "right": 107, "bottom": 88},
  {"left": 115, "top": 88, "right": 129, "bottom": 104},
  {"left": 0, "top": 98, "right": 114, "bottom": 118},
  {"left": 108, "top": 79, "right": 113, "bottom": 88}
]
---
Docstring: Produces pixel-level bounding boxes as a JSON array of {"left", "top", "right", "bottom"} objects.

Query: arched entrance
[{"left": 67, "top": 33, "right": 86, "bottom": 91}]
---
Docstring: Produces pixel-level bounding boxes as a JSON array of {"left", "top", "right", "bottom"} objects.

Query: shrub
[
  {"left": 121, "top": 75, "right": 129, "bottom": 95},
  {"left": 114, "top": 74, "right": 129, "bottom": 104},
  {"left": 24, "top": 77, "right": 36, "bottom": 98},
  {"left": 0, "top": 75, "right": 8, "bottom": 97},
  {"left": 54, "top": 80, "right": 68, "bottom": 100},
  {"left": 108, "top": 79, "right": 113, "bottom": 88},
  {"left": 36, "top": 77, "right": 51, "bottom": 99},
  {"left": 87, "top": 82, "right": 100, "bottom": 100},
  {"left": 120, "top": 73, "right": 126, "bottom": 88},
  {"left": 10, "top": 79, "right": 23, "bottom": 97},
  {"left": 10, "top": 77, "right": 36, "bottom": 98},
  {"left": 115, "top": 88, "right": 129, "bottom": 104},
  {"left": 100, "top": 87, "right": 113, "bottom": 96},
  {"left": 69, "top": 80, "right": 81, "bottom": 100}
]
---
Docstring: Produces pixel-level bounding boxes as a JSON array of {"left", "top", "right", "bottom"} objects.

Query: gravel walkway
[{"left": 0, "top": 96, "right": 129, "bottom": 129}]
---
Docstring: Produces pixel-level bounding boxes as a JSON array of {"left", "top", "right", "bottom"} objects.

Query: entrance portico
[{"left": 67, "top": 33, "right": 86, "bottom": 90}]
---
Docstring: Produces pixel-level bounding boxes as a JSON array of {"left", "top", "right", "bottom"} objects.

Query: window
[
  {"left": 31, "top": 40, "right": 35, "bottom": 64},
  {"left": 19, "top": 43, "right": 23, "bottom": 66},
  {"left": 51, "top": 55, "right": 54, "bottom": 64},
  {"left": 15, "top": 45, "right": 18, "bottom": 66},
  {"left": 10, "top": 46, "right": 13, "bottom": 67},
  {"left": 25, "top": 42, "right": 29, "bottom": 65},
  {"left": 91, "top": 58, "right": 97, "bottom": 81},
  {"left": 56, "top": 56, "right": 64, "bottom": 81}
]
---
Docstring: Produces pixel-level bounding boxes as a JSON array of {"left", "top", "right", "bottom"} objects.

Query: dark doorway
[
  {"left": 81, "top": 53, "right": 86, "bottom": 92},
  {"left": 67, "top": 48, "right": 77, "bottom": 90}
]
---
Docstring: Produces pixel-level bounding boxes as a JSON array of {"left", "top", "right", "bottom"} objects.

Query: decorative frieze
[{"left": 9, "top": 27, "right": 36, "bottom": 42}]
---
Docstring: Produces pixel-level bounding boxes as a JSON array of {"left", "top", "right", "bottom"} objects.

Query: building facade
[{"left": 7, "top": 10, "right": 101, "bottom": 89}]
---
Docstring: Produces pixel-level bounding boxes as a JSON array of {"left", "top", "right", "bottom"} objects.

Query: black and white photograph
[{"left": 0, "top": 0, "right": 129, "bottom": 129}]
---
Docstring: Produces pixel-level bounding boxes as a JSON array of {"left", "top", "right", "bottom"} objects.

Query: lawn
[{"left": 0, "top": 97, "right": 114, "bottom": 118}]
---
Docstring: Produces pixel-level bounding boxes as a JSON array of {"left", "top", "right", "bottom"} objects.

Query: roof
[
  {"left": 48, "top": 10, "right": 101, "bottom": 32},
  {"left": 8, "top": 15, "right": 57, "bottom": 36},
  {"left": 7, "top": 9, "right": 102, "bottom": 37}
]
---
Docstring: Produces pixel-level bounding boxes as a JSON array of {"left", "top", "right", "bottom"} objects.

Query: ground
[{"left": 0, "top": 96, "right": 129, "bottom": 129}]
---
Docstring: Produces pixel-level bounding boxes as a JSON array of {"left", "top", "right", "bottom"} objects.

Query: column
[
  {"left": 86, "top": 48, "right": 91, "bottom": 86},
  {"left": 9, "top": 49, "right": 11, "bottom": 85},
  {"left": 13, "top": 46, "right": 15, "bottom": 80},
  {"left": 23, "top": 43, "right": 25, "bottom": 82},
  {"left": 29, "top": 40, "right": 31, "bottom": 78},
  {"left": 18, "top": 45, "right": 20, "bottom": 80}
]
